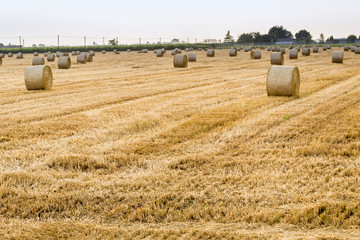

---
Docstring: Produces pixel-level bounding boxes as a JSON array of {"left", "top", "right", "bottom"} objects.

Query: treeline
[{"left": 224, "top": 26, "right": 360, "bottom": 44}]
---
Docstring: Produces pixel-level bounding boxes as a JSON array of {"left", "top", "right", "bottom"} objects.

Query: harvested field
[{"left": 1, "top": 48, "right": 360, "bottom": 239}]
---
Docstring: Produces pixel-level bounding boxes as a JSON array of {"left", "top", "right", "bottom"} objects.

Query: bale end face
[
  {"left": 173, "top": 54, "right": 188, "bottom": 68},
  {"left": 24, "top": 65, "right": 53, "bottom": 90},
  {"left": 251, "top": 50, "right": 261, "bottom": 59},
  {"left": 267, "top": 66, "right": 300, "bottom": 97}
]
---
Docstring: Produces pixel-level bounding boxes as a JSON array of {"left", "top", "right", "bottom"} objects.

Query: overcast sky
[{"left": 1, "top": 0, "right": 359, "bottom": 46}]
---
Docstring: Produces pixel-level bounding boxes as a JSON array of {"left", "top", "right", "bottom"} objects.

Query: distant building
[
  {"left": 276, "top": 38, "right": 295, "bottom": 45},
  {"left": 203, "top": 39, "right": 220, "bottom": 44},
  {"left": 171, "top": 38, "right": 180, "bottom": 44},
  {"left": 0, "top": 44, "right": 22, "bottom": 49}
]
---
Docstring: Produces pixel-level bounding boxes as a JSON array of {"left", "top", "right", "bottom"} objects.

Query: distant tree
[
  {"left": 319, "top": 33, "right": 325, "bottom": 43},
  {"left": 295, "top": 29, "right": 312, "bottom": 44},
  {"left": 108, "top": 38, "right": 118, "bottom": 45},
  {"left": 327, "top": 36, "right": 334, "bottom": 41},
  {"left": 347, "top": 34, "right": 357, "bottom": 43},
  {"left": 252, "top": 32, "right": 272, "bottom": 43},
  {"left": 32, "top": 44, "right": 37, "bottom": 47},
  {"left": 224, "top": 30, "right": 234, "bottom": 43},
  {"left": 268, "top": 25, "right": 293, "bottom": 42},
  {"left": 237, "top": 33, "right": 253, "bottom": 43}
]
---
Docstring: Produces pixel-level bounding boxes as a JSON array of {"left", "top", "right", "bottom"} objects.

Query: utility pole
[
  {"left": 84, "top": 36, "right": 86, "bottom": 47},
  {"left": 103, "top": 37, "right": 105, "bottom": 45},
  {"left": 139, "top": 37, "right": 141, "bottom": 45},
  {"left": 116, "top": 37, "right": 118, "bottom": 46},
  {"left": 19, "top": 36, "right": 22, "bottom": 51},
  {"left": 160, "top": 37, "right": 161, "bottom": 44},
  {"left": 57, "top": 35, "right": 60, "bottom": 50}
]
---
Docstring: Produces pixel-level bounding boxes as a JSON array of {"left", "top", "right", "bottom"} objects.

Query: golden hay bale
[
  {"left": 58, "top": 56, "right": 71, "bottom": 69},
  {"left": 302, "top": 48, "right": 310, "bottom": 56},
  {"left": 32, "top": 57, "right": 45, "bottom": 66},
  {"left": 327, "top": 45, "right": 332, "bottom": 49},
  {"left": 229, "top": 48, "right": 237, "bottom": 57},
  {"left": 44, "top": 53, "right": 48, "bottom": 57},
  {"left": 102, "top": 50, "right": 106, "bottom": 54},
  {"left": 71, "top": 51, "right": 77, "bottom": 56},
  {"left": 89, "top": 50, "right": 95, "bottom": 56},
  {"left": 8, "top": 53, "right": 13, "bottom": 57},
  {"left": 289, "top": 49, "right": 298, "bottom": 59},
  {"left": 16, "top": 52, "right": 23, "bottom": 59},
  {"left": 267, "top": 66, "right": 300, "bottom": 97},
  {"left": 275, "top": 47, "right": 281, "bottom": 52},
  {"left": 75, "top": 51, "right": 80, "bottom": 55},
  {"left": 127, "top": 49, "right": 131, "bottom": 52},
  {"left": 47, "top": 53, "right": 55, "bottom": 61},
  {"left": 141, "top": 49, "right": 149, "bottom": 53},
  {"left": 56, "top": 52, "right": 65, "bottom": 57},
  {"left": 245, "top": 47, "right": 252, "bottom": 52},
  {"left": 34, "top": 52, "right": 39, "bottom": 56},
  {"left": 24, "top": 65, "right": 53, "bottom": 90},
  {"left": 351, "top": 46, "right": 356, "bottom": 52},
  {"left": 280, "top": 47, "right": 286, "bottom": 54},
  {"left": 344, "top": 46, "right": 350, "bottom": 51},
  {"left": 85, "top": 53, "right": 93, "bottom": 62},
  {"left": 0, "top": 53, "right": 4, "bottom": 58},
  {"left": 236, "top": 47, "right": 241, "bottom": 51},
  {"left": 156, "top": 50, "right": 164, "bottom": 57},
  {"left": 250, "top": 50, "right": 261, "bottom": 59},
  {"left": 313, "top": 46, "right": 318, "bottom": 53},
  {"left": 185, "top": 48, "right": 190, "bottom": 52},
  {"left": 113, "top": 49, "right": 118, "bottom": 54},
  {"left": 0, "top": 57, "right": 2, "bottom": 65},
  {"left": 271, "top": 52, "right": 284, "bottom": 65},
  {"left": 323, "top": 46, "right": 327, "bottom": 51},
  {"left": 188, "top": 53, "right": 196, "bottom": 62},
  {"left": 207, "top": 49, "right": 215, "bottom": 57},
  {"left": 355, "top": 47, "right": 360, "bottom": 54},
  {"left": 176, "top": 48, "right": 182, "bottom": 54},
  {"left": 173, "top": 54, "right": 188, "bottom": 68},
  {"left": 267, "top": 47, "right": 271, "bottom": 51},
  {"left": 332, "top": 51, "right": 344, "bottom": 63},
  {"left": 77, "top": 53, "right": 87, "bottom": 64},
  {"left": 171, "top": 50, "right": 177, "bottom": 55}
]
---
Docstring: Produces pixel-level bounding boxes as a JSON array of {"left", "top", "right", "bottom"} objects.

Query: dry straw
[
  {"left": 188, "top": 53, "right": 196, "bottom": 62},
  {"left": 280, "top": 48, "right": 286, "bottom": 54},
  {"left": 77, "top": 53, "right": 87, "bottom": 64},
  {"left": 173, "top": 54, "right": 188, "bottom": 68},
  {"left": 47, "top": 54, "right": 55, "bottom": 61},
  {"left": 0, "top": 57, "right": 2, "bottom": 66},
  {"left": 271, "top": 52, "right": 284, "bottom": 65},
  {"left": 267, "top": 66, "right": 300, "bottom": 97},
  {"left": 251, "top": 50, "right": 261, "bottom": 59},
  {"left": 332, "top": 51, "right": 344, "bottom": 63},
  {"left": 289, "top": 49, "right": 298, "bottom": 59},
  {"left": 32, "top": 57, "right": 45, "bottom": 66},
  {"left": 24, "top": 65, "right": 53, "bottom": 90},
  {"left": 16, "top": 52, "right": 23, "bottom": 59},
  {"left": 229, "top": 48, "right": 237, "bottom": 57},
  {"left": 58, "top": 56, "right": 71, "bottom": 69},
  {"left": 207, "top": 49, "right": 215, "bottom": 57},
  {"left": 302, "top": 48, "right": 310, "bottom": 56}
]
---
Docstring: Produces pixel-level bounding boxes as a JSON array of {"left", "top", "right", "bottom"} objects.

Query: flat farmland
[{"left": 1, "top": 49, "right": 360, "bottom": 239}]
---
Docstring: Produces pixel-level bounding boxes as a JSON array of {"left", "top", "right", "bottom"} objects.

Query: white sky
[{"left": 1, "top": 0, "right": 359, "bottom": 46}]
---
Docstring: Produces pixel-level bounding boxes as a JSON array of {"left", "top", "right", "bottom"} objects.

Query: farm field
[{"left": 0, "top": 48, "right": 360, "bottom": 239}]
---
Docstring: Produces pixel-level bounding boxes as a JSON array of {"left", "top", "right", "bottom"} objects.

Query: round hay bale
[
  {"left": 271, "top": 52, "right": 284, "bottom": 65},
  {"left": 0, "top": 53, "right": 4, "bottom": 58},
  {"left": 185, "top": 48, "right": 190, "bottom": 52},
  {"left": 89, "top": 50, "right": 95, "bottom": 56},
  {"left": 127, "top": 49, "right": 131, "bottom": 52},
  {"left": 0, "top": 58, "right": 2, "bottom": 65},
  {"left": 8, "top": 53, "right": 13, "bottom": 57},
  {"left": 34, "top": 52, "right": 39, "bottom": 56},
  {"left": 229, "top": 48, "right": 237, "bottom": 57},
  {"left": 161, "top": 48, "right": 166, "bottom": 54},
  {"left": 302, "top": 48, "right": 310, "bottom": 56},
  {"left": 24, "top": 65, "right": 53, "bottom": 90},
  {"left": 245, "top": 47, "right": 252, "bottom": 52},
  {"left": 32, "top": 57, "right": 45, "bottom": 66},
  {"left": 236, "top": 47, "right": 241, "bottom": 51},
  {"left": 280, "top": 48, "right": 286, "bottom": 54},
  {"left": 85, "top": 53, "right": 93, "bottom": 62},
  {"left": 251, "top": 50, "right": 261, "bottom": 59},
  {"left": 266, "top": 66, "right": 300, "bottom": 97},
  {"left": 156, "top": 50, "right": 164, "bottom": 57},
  {"left": 77, "top": 53, "right": 87, "bottom": 64},
  {"left": 176, "top": 48, "right": 182, "bottom": 54},
  {"left": 289, "top": 49, "right": 298, "bottom": 59},
  {"left": 141, "top": 49, "right": 148, "bottom": 53},
  {"left": 275, "top": 47, "right": 281, "bottom": 52},
  {"left": 56, "top": 52, "right": 65, "bottom": 57},
  {"left": 351, "top": 46, "right": 356, "bottom": 52},
  {"left": 173, "top": 54, "right": 188, "bottom": 68},
  {"left": 58, "top": 56, "right": 71, "bottom": 69},
  {"left": 188, "top": 53, "right": 196, "bottom": 62},
  {"left": 355, "top": 47, "right": 360, "bottom": 54},
  {"left": 344, "top": 46, "right": 350, "bottom": 51},
  {"left": 71, "top": 51, "right": 77, "bottom": 56},
  {"left": 113, "top": 49, "right": 118, "bottom": 54},
  {"left": 332, "top": 51, "right": 343, "bottom": 63},
  {"left": 47, "top": 53, "right": 55, "bottom": 61},
  {"left": 313, "top": 46, "right": 318, "bottom": 53},
  {"left": 327, "top": 46, "right": 332, "bottom": 49},
  {"left": 17, "top": 52, "right": 23, "bottom": 59},
  {"left": 267, "top": 47, "right": 271, "bottom": 51},
  {"left": 102, "top": 50, "right": 106, "bottom": 54},
  {"left": 323, "top": 46, "right": 327, "bottom": 51},
  {"left": 171, "top": 50, "right": 177, "bottom": 55},
  {"left": 207, "top": 49, "right": 215, "bottom": 57},
  {"left": 44, "top": 53, "right": 48, "bottom": 57}
]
